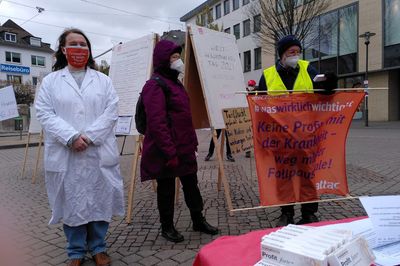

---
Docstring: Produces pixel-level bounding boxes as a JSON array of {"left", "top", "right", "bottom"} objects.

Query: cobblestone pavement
[{"left": 0, "top": 120, "right": 399, "bottom": 266}]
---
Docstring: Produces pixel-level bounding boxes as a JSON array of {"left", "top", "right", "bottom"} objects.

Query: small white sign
[
  {"left": 0, "top": 86, "right": 19, "bottom": 121},
  {"left": 28, "top": 106, "right": 42, "bottom": 133},
  {"left": 115, "top": 116, "right": 132, "bottom": 135}
]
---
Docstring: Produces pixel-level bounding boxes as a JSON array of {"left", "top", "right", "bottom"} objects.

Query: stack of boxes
[{"left": 255, "top": 224, "right": 375, "bottom": 266}]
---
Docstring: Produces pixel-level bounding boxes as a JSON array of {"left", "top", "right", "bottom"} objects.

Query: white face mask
[
  {"left": 170, "top": 59, "right": 184, "bottom": 73},
  {"left": 284, "top": 55, "right": 300, "bottom": 68}
]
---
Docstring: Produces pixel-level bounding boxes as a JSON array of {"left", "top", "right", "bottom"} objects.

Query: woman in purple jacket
[{"left": 140, "top": 40, "right": 218, "bottom": 243}]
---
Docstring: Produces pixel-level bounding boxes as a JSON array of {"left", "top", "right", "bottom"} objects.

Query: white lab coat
[{"left": 35, "top": 67, "right": 124, "bottom": 226}]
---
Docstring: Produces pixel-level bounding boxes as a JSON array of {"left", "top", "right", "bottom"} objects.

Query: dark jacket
[
  {"left": 140, "top": 40, "right": 198, "bottom": 181},
  {"left": 258, "top": 61, "right": 336, "bottom": 94}
]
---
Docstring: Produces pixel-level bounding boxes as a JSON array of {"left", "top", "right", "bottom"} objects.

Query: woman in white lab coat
[{"left": 35, "top": 28, "right": 124, "bottom": 266}]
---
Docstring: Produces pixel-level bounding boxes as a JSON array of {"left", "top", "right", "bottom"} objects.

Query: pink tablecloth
[{"left": 193, "top": 216, "right": 366, "bottom": 266}]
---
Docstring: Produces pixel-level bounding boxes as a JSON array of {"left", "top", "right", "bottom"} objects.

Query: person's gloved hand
[
  {"left": 166, "top": 156, "right": 179, "bottom": 169},
  {"left": 321, "top": 72, "right": 337, "bottom": 94}
]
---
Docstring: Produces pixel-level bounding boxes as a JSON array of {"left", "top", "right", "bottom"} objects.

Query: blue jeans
[{"left": 63, "top": 221, "right": 109, "bottom": 259}]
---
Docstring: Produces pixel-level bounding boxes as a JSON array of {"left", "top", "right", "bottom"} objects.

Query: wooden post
[
  {"left": 212, "top": 129, "right": 234, "bottom": 214},
  {"left": 21, "top": 132, "right": 31, "bottom": 179},
  {"left": 217, "top": 129, "right": 225, "bottom": 191},
  {"left": 31, "top": 131, "right": 43, "bottom": 184},
  {"left": 126, "top": 135, "right": 142, "bottom": 224}
]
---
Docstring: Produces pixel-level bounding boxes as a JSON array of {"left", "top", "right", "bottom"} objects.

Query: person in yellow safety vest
[{"left": 258, "top": 35, "right": 337, "bottom": 227}]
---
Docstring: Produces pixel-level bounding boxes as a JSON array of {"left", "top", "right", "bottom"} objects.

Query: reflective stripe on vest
[{"left": 263, "top": 60, "right": 314, "bottom": 95}]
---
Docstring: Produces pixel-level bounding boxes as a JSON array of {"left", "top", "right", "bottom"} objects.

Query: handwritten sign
[
  {"left": 222, "top": 107, "right": 253, "bottom": 154},
  {"left": 189, "top": 25, "right": 247, "bottom": 129},
  {"left": 247, "top": 92, "right": 365, "bottom": 206},
  {"left": 0, "top": 86, "right": 18, "bottom": 121},
  {"left": 109, "top": 34, "right": 155, "bottom": 135}
]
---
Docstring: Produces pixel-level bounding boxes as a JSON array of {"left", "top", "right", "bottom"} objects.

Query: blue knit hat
[{"left": 277, "top": 35, "right": 302, "bottom": 58}]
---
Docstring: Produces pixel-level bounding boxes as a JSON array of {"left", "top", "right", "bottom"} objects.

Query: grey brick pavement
[{"left": 0, "top": 120, "right": 399, "bottom": 266}]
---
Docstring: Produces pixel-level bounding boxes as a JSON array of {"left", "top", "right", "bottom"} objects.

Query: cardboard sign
[
  {"left": 185, "top": 25, "right": 247, "bottom": 129},
  {"left": 222, "top": 107, "right": 253, "bottom": 154},
  {"left": 0, "top": 86, "right": 18, "bottom": 121},
  {"left": 247, "top": 92, "right": 365, "bottom": 206}
]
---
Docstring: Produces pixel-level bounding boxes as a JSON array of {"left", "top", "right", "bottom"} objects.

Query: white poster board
[
  {"left": 0, "top": 86, "right": 18, "bottom": 121},
  {"left": 109, "top": 34, "right": 155, "bottom": 135},
  {"left": 190, "top": 25, "right": 247, "bottom": 129},
  {"left": 28, "top": 106, "right": 41, "bottom": 133}
]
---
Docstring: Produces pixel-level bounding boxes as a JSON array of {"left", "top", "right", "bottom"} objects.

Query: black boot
[
  {"left": 204, "top": 153, "right": 212, "bottom": 161},
  {"left": 161, "top": 224, "right": 184, "bottom": 243},
  {"left": 296, "top": 213, "right": 319, "bottom": 225},
  {"left": 275, "top": 212, "right": 294, "bottom": 227},
  {"left": 192, "top": 213, "right": 219, "bottom": 235}
]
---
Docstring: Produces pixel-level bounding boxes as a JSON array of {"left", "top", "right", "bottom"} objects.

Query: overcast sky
[{"left": 0, "top": 0, "right": 205, "bottom": 63}]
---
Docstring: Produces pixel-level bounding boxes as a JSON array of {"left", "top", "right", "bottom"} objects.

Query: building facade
[
  {"left": 0, "top": 19, "right": 53, "bottom": 87},
  {"left": 181, "top": 0, "right": 400, "bottom": 121},
  {"left": 180, "top": 0, "right": 262, "bottom": 85},
  {"left": 287, "top": 0, "right": 399, "bottom": 121}
]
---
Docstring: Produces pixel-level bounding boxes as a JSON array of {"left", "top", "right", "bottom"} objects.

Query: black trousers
[
  {"left": 281, "top": 202, "right": 318, "bottom": 217},
  {"left": 208, "top": 129, "right": 232, "bottom": 156},
  {"left": 156, "top": 173, "right": 204, "bottom": 228}
]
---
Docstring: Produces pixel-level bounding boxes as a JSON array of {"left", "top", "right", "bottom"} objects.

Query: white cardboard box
[{"left": 328, "top": 236, "right": 376, "bottom": 266}]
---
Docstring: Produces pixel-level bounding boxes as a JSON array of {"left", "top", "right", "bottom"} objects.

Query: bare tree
[{"left": 248, "top": 0, "right": 330, "bottom": 53}]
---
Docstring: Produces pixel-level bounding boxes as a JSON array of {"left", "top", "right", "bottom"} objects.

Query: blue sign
[{"left": 0, "top": 64, "right": 30, "bottom": 74}]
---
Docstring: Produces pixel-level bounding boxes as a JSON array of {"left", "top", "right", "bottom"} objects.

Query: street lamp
[{"left": 359, "top": 31, "right": 376, "bottom": 127}]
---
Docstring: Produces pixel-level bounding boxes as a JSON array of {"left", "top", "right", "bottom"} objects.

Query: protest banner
[
  {"left": 222, "top": 107, "right": 253, "bottom": 154},
  {"left": 247, "top": 92, "right": 365, "bottom": 206}
]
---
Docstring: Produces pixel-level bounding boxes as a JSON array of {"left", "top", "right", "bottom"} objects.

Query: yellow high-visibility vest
[{"left": 263, "top": 60, "right": 314, "bottom": 95}]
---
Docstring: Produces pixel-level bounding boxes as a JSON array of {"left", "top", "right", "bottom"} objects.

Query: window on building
[
  {"left": 30, "top": 37, "right": 41, "bottom": 47},
  {"left": 224, "top": 27, "right": 231, "bottom": 34},
  {"left": 215, "top": 4, "right": 222, "bottom": 19},
  {"left": 32, "top": 77, "right": 38, "bottom": 86},
  {"left": 302, "top": 3, "right": 358, "bottom": 75},
  {"left": 7, "top": 75, "right": 22, "bottom": 84},
  {"left": 233, "top": 0, "right": 239, "bottom": 11},
  {"left": 200, "top": 13, "right": 207, "bottom": 26},
  {"left": 338, "top": 4, "right": 357, "bottom": 74},
  {"left": 5, "top": 51, "right": 21, "bottom": 63},
  {"left": 303, "top": 18, "right": 319, "bottom": 62},
  {"left": 319, "top": 11, "right": 338, "bottom": 73},
  {"left": 253, "top": 14, "right": 261, "bottom": 33},
  {"left": 233, "top": 23, "right": 240, "bottom": 39},
  {"left": 31, "top": 55, "right": 45, "bottom": 67},
  {"left": 243, "top": 50, "right": 251, "bottom": 72},
  {"left": 254, "top": 47, "right": 262, "bottom": 70},
  {"left": 5, "top": 32, "right": 16, "bottom": 42},
  {"left": 224, "top": 0, "right": 230, "bottom": 15},
  {"left": 384, "top": 0, "right": 400, "bottom": 67},
  {"left": 277, "top": 0, "right": 301, "bottom": 14},
  {"left": 243, "top": 19, "right": 251, "bottom": 37},
  {"left": 243, "top": 0, "right": 250, "bottom": 5}
]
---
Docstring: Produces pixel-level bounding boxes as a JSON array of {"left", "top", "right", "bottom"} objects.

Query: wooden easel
[
  {"left": 184, "top": 26, "right": 234, "bottom": 214},
  {"left": 125, "top": 134, "right": 180, "bottom": 224},
  {"left": 31, "top": 130, "right": 43, "bottom": 184}
]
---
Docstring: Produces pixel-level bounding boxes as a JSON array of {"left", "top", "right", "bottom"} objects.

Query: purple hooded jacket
[{"left": 140, "top": 40, "right": 198, "bottom": 181}]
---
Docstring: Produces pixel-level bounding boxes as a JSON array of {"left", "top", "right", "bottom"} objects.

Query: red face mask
[{"left": 64, "top": 46, "right": 89, "bottom": 68}]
